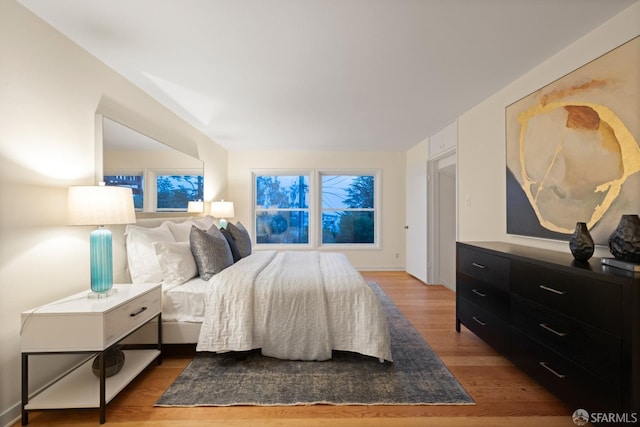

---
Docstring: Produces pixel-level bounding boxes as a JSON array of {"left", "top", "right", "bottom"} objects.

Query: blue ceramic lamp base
[{"left": 88, "top": 226, "right": 116, "bottom": 298}]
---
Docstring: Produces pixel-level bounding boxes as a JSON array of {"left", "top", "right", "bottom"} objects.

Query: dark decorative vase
[
  {"left": 569, "top": 222, "right": 594, "bottom": 262},
  {"left": 608, "top": 214, "right": 640, "bottom": 263},
  {"left": 92, "top": 347, "right": 125, "bottom": 378}
]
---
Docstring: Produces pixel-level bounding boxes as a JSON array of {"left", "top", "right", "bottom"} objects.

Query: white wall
[
  {"left": 0, "top": 1, "right": 228, "bottom": 423},
  {"left": 457, "top": 2, "right": 640, "bottom": 255},
  {"left": 228, "top": 150, "right": 406, "bottom": 270}
]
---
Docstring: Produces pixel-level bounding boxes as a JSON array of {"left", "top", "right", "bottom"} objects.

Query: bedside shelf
[
  {"left": 21, "top": 284, "right": 162, "bottom": 425},
  {"left": 25, "top": 349, "right": 160, "bottom": 410}
]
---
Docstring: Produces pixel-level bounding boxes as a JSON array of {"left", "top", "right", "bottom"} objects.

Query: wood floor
[{"left": 18, "top": 272, "right": 577, "bottom": 427}]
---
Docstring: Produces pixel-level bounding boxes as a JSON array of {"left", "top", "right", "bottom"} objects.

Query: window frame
[
  {"left": 252, "top": 170, "right": 315, "bottom": 249},
  {"left": 251, "top": 169, "right": 380, "bottom": 250},
  {"left": 318, "top": 169, "right": 381, "bottom": 250}
]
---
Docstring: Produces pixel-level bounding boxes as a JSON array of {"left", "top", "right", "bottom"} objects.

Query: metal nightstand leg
[
  {"left": 99, "top": 351, "right": 106, "bottom": 424},
  {"left": 21, "top": 353, "right": 29, "bottom": 426}
]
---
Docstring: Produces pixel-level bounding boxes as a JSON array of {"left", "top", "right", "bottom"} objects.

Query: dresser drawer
[
  {"left": 458, "top": 297, "right": 510, "bottom": 354},
  {"left": 511, "top": 329, "right": 621, "bottom": 413},
  {"left": 511, "top": 295, "right": 621, "bottom": 383},
  {"left": 104, "top": 287, "right": 161, "bottom": 347},
  {"left": 457, "top": 273, "right": 509, "bottom": 321},
  {"left": 511, "top": 261, "right": 621, "bottom": 333},
  {"left": 457, "top": 246, "right": 509, "bottom": 291}
]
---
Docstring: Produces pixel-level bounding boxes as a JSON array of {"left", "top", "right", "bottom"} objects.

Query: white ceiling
[{"left": 18, "top": 0, "right": 637, "bottom": 152}]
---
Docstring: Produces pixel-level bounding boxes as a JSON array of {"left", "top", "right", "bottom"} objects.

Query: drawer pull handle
[
  {"left": 130, "top": 307, "right": 148, "bottom": 317},
  {"left": 539, "top": 361, "right": 566, "bottom": 379},
  {"left": 539, "top": 323, "right": 567, "bottom": 337},
  {"left": 472, "top": 262, "right": 487, "bottom": 269},
  {"left": 472, "top": 289, "right": 487, "bottom": 297},
  {"left": 539, "top": 284, "right": 566, "bottom": 296},
  {"left": 472, "top": 316, "right": 487, "bottom": 326}
]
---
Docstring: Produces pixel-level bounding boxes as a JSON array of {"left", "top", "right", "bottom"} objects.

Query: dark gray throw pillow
[
  {"left": 227, "top": 222, "right": 252, "bottom": 258},
  {"left": 190, "top": 225, "right": 233, "bottom": 280},
  {"left": 220, "top": 228, "right": 242, "bottom": 263}
]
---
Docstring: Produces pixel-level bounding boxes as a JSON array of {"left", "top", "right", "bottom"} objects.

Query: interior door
[{"left": 405, "top": 159, "right": 427, "bottom": 283}]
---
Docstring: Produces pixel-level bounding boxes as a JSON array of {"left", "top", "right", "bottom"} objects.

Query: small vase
[
  {"left": 569, "top": 222, "right": 594, "bottom": 262},
  {"left": 608, "top": 214, "right": 640, "bottom": 263}
]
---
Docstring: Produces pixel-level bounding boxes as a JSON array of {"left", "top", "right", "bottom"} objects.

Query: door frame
[{"left": 427, "top": 149, "right": 458, "bottom": 285}]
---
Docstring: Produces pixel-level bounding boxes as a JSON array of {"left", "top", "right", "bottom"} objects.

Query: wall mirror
[{"left": 100, "top": 116, "right": 204, "bottom": 214}]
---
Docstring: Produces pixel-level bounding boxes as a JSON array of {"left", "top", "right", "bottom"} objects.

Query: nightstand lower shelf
[{"left": 25, "top": 349, "right": 160, "bottom": 410}]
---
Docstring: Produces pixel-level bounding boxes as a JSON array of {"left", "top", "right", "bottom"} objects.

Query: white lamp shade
[
  {"left": 187, "top": 200, "right": 204, "bottom": 213},
  {"left": 210, "top": 200, "right": 235, "bottom": 218},
  {"left": 68, "top": 185, "right": 136, "bottom": 226}
]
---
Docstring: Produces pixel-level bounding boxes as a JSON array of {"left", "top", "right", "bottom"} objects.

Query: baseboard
[
  {"left": 2, "top": 355, "right": 92, "bottom": 427},
  {"left": 1, "top": 401, "right": 20, "bottom": 427},
  {"left": 356, "top": 266, "right": 405, "bottom": 271}
]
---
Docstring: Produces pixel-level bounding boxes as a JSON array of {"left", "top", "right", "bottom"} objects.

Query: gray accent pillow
[
  {"left": 227, "top": 221, "right": 252, "bottom": 258},
  {"left": 220, "top": 228, "right": 242, "bottom": 262},
  {"left": 190, "top": 225, "right": 234, "bottom": 280}
]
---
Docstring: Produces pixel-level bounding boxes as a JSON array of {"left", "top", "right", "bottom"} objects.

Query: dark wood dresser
[{"left": 456, "top": 241, "right": 640, "bottom": 414}]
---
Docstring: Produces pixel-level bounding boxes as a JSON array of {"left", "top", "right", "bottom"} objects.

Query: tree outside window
[
  {"left": 157, "top": 175, "right": 204, "bottom": 211},
  {"left": 255, "top": 175, "right": 309, "bottom": 244},
  {"left": 321, "top": 175, "right": 375, "bottom": 244}
]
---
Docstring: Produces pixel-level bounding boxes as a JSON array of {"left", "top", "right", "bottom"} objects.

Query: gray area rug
[{"left": 156, "top": 282, "right": 474, "bottom": 406}]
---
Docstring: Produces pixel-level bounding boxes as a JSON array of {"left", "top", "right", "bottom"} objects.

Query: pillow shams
[
  {"left": 226, "top": 221, "right": 252, "bottom": 258},
  {"left": 190, "top": 225, "right": 234, "bottom": 280},
  {"left": 125, "top": 222, "right": 175, "bottom": 284},
  {"left": 153, "top": 241, "right": 198, "bottom": 289},
  {"left": 168, "top": 216, "right": 215, "bottom": 241}
]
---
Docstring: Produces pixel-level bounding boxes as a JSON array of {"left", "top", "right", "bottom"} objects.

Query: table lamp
[
  {"left": 68, "top": 183, "right": 136, "bottom": 297},
  {"left": 211, "top": 200, "right": 234, "bottom": 229},
  {"left": 187, "top": 200, "right": 204, "bottom": 213}
]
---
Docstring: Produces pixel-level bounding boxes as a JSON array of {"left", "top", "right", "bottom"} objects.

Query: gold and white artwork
[{"left": 506, "top": 36, "right": 640, "bottom": 245}]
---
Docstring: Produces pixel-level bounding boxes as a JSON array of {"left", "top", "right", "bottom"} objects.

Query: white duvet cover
[{"left": 196, "top": 251, "right": 392, "bottom": 362}]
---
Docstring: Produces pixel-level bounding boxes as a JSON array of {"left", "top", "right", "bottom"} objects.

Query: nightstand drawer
[
  {"left": 457, "top": 246, "right": 509, "bottom": 291},
  {"left": 21, "top": 284, "right": 161, "bottom": 352},
  {"left": 104, "top": 287, "right": 161, "bottom": 346},
  {"left": 511, "top": 261, "right": 621, "bottom": 333}
]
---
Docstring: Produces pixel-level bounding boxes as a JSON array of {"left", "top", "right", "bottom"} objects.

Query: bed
[{"left": 117, "top": 216, "right": 392, "bottom": 362}]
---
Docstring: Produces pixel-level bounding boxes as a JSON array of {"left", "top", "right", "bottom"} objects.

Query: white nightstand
[{"left": 20, "top": 283, "right": 162, "bottom": 425}]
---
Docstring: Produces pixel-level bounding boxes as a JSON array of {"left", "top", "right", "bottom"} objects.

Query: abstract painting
[{"left": 506, "top": 36, "right": 640, "bottom": 245}]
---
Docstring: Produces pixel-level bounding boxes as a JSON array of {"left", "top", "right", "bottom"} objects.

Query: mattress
[{"left": 162, "top": 277, "right": 209, "bottom": 322}]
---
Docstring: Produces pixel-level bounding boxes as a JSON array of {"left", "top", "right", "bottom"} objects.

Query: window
[
  {"left": 105, "top": 170, "right": 203, "bottom": 212},
  {"left": 156, "top": 174, "right": 204, "bottom": 211},
  {"left": 104, "top": 174, "right": 144, "bottom": 210},
  {"left": 321, "top": 174, "right": 376, "bottom": 244},
  {"left": 252, "top": 171, "right": 378, "bottom": 248},
  {"left": 255, "top": 174, "right": 309, "bottom": 244}
]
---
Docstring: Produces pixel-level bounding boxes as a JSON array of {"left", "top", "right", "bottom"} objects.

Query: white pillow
[
  {"left": 167, "top": 219, "right": 195, "bottom": 242},
  {"left": 153, "top": 241, "right": 198, "bottom": 289},
  {"left": 125, "top": 222, "right": 175, "bottom": 284},
  {"left": 194, "top": 215, "right": 215, "bottom": 230},
  {"left": 167, "top": 216, "right": 215, "bottom": 241}
]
